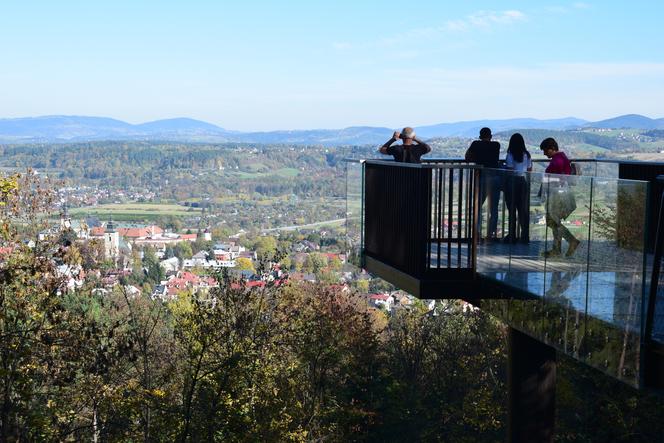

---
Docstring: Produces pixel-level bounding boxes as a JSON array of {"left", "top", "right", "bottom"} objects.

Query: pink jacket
[{"left": 545, "top": 152, "right": 571, "bottom": 175}]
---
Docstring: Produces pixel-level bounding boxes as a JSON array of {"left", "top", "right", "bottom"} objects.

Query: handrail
[
  {"left": 364, "top": 159, "right": 483, "bottom": 170},
  {"left": 362, "top": 157, "right": 664, "bottom": 168}
]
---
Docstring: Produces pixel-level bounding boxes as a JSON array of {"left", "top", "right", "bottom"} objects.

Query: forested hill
[
  {"left": 2, "top": 113, "right": 663, "bottom": 145},
  {"left": 0, "top": 142, "right": 380, "bottom": 200},
  {"left": 0, "top": 141, "right": 376, "bottom": 172},
  {"left": 493, "top": 129, "right": 642, "bottom": 153}
]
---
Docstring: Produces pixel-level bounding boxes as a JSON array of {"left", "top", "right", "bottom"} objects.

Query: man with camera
[{"left": 379, "top": 127, "right": 431, "bottom": 164}]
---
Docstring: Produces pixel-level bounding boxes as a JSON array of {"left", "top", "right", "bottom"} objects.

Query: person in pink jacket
[{"left": 540, "top": 137, "right": 580, "bottom": 257}]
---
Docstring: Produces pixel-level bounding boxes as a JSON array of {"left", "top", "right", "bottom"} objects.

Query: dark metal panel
[
  {"left": 364, "top": 254, "right": 478, "bottom": 299},
  {"left": 364, "top": 163, "right": 430, "bottom": 277},
  {"left": 508, "top": 328, "right": 556, "bottom": 443}
]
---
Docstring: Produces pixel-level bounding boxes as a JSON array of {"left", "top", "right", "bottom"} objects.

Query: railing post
[
  {"left": 472, "top": 169, "right": 481, "bottom": 273},
  {"left": 643, "top": 176, "right": 664, "bottom": 388}
]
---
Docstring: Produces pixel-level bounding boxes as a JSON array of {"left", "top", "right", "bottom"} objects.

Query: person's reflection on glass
[{"left": 545, "top": 269, "right": 581, "bottom": 303}]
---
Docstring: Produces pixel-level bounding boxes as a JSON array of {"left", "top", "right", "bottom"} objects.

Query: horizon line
[{"left": 1, "top": 113, "right": 663, "bottom": 133}]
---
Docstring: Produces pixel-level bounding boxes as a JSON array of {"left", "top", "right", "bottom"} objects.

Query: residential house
[{"left": 368, "top": 293, "right": 395, "bottom": 312}]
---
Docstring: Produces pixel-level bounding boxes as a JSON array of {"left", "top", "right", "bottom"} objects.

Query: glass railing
[
  {"left": 350, "top": 158, "right": 664, "bottom": 387},
  {"left": 530, "top": 158, "right": 620, "bottom": 178},
  {"left": 476, "top": 168, "right": 649, "bottom": 386},
  {"left": 345, "top": 160, "right": 364, "bottom": 267}
]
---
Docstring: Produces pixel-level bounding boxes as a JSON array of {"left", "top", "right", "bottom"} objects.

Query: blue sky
[{"left": 1, "top": 1, "right": 663, "bottom": 130}]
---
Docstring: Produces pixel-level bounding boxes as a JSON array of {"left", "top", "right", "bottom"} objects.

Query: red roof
[
  {"left": 180, "top": 271, "right": 200, "bottom": 284},
  {"left": 117, "top": 225, "right": 163, "bottom": 238},
  {"left": 201, "top": 276, "right": 217, "bottom": 286},
  {"left": 90, "top": 227, "right": 105, "bottom": 236},
  {"left": 369, "top": 293, "right": 390, "bottom": 301},
  {"left": 230, "top": 281, "right": 265, "bottom": 289},
  {"left": 166, "top": 278, "right": 186, "bottom": 289}
]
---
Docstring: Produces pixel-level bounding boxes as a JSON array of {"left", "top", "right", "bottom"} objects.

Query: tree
[
  {"left": 303, "top": 253, "right": 327, "bottom": 274},
  {"left": 376, "top": 302, "right": 507, "bottom": 441},
  {"left": 175, "top": 242, "right": 193, "bottom": 260},
  {"left": 234, "top": 257, "right": 255, "bottom": 273},
  {"left": 143, "top": 247, "right": 164, "bottom": 285},
  {"left": 353, "top": 279, "right": 369, "bottom": 293},
  {"left": 0, "top": 172, "right": 95, "bottom": 440},
  {"left": 329, "top": 256, "right": 342, "bottom": 271},
  {"left": 253, "top": 236, "right": 277, "bottom": 260},
  {"left": 279, "top": 255, "right": 292, "bottom": 271}
]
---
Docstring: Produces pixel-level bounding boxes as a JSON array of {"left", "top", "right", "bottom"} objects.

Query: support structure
[{"left": 508, "top": 328, "right": 557, "bottom": 443}]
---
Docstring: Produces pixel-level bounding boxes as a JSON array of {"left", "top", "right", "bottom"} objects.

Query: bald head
[{"left": 402, "top": 127, "right": 416, "bottom": 140}]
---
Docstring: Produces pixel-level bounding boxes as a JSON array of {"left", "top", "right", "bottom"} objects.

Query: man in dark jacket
[
  {"left": 465, "top": 127, "right": 501, "bottom": 239},
  {"left": 379, "top": 127, "right": 431, "bottom": 164}
]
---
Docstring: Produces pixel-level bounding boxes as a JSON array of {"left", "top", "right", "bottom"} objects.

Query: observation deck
[{"left": 345, "top": 158, "right": 664, "bottom": 391}]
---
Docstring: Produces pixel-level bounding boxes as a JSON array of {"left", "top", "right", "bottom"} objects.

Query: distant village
[{"left": 43, "top": 208, "right": 426, "bottom": 317}]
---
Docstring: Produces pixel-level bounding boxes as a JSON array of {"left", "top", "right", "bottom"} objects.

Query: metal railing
[{"left": 362, "top": 160, "right": 480, "bottom": 279}]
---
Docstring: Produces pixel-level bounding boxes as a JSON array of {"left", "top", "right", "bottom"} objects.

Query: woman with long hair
[{"left": 504, "top": 133, "right": 532, "bottom": 243}]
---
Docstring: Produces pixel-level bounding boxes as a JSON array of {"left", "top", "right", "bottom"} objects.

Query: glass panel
[
  {"left": 506, "top": 171, "right": 547, "bottom": 297},
  {"left": 539, "top": 173, "right": 591, "bottom": 346},
  {"left": 540, "top": 175, "right": 592, "bottom": 353},
  {"left": 476, "top": 167, "right": 647, "bottom": 387},
  {"left": 345, "top": 160, "right": 363, "bottom": 267},
  {"left": 582, "top": 178, "right": 646, "bottom": 385},
  {"left": 595, "top": 161, "right": 619, "bottom": 179},
  {"left": 476, "top": 168, "right": 509, "bottom": 277}
]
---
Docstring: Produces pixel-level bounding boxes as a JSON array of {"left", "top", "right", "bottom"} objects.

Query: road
[{"left": 261, "top": 218, "right": 346, "bottom": 233}]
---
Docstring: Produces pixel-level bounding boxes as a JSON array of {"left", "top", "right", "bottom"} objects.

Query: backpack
[
  {"left": 568, "top": 162, "right": 581, "bottom": 185},
  {"left": 570, "top": 162, "right": 582, "bottom": 176}
]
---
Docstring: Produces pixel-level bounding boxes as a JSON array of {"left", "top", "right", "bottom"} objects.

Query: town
[{"left": 48, "top": 204, "right": 424, "bottom": 316}]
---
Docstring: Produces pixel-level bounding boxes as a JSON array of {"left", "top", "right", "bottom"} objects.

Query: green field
[
  {"left": 69, "top": 203, "right": 201, "bottom": 221},
  {"left": 229, "top": 167, "right": 300, "bottom": 179}
]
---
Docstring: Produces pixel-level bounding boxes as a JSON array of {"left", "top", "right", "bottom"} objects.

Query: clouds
[
  {"left": 443, "top": 10, "right": 527, "bottom": 32},
  {"left": 331, "top": 9, "right": 527, "bottom": 52}
]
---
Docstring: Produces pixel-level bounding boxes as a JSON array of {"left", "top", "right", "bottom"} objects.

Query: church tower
[{"left": 104, "top": 219, "right": 120, "bottom": 261}]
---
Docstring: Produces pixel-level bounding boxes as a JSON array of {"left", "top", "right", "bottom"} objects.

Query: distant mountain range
[{"left": 0, "top": 114, "right": 662, "bottom": 146}]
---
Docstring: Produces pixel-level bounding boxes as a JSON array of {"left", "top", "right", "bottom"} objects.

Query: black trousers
[
  {"left": 479, "top": 173, "right": 501, "bottom": 238},
  {"left": 504, "top": 175, "right": 530, "bottom": 241}
]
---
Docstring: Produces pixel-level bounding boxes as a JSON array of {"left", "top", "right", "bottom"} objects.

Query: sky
[{"left": 1, "top": 0, "right": 663, "bottom": 131}]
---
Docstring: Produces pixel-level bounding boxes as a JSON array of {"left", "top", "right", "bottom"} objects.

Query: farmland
[{"left": 69, "top": 202, "right": 201, "bottom": 221}]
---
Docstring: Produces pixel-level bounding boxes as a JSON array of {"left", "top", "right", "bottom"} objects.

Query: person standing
[
  {"left": 540, "top": 137, "right": 580, "bottom": 257},
  {"left": 379, "top": 127, "right": 431, "bottom": 164},
  {"left": 504, "top": 133, "right": 532, "bottom": 244},
  {"left": 465, "top": 127, "right": 501, "bottom": 240}
]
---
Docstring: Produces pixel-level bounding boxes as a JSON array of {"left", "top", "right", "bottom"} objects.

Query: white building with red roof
[{"left": 368, "top": 293, "right": 394, "bottom": 311}]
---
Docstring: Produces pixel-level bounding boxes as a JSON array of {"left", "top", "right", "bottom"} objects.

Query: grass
[
  {"left": 228, "top": 167, "right": 300, "bottom": 179},
  {"left": 69, "top": 202, "right": 201, "bottom": 220}
]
